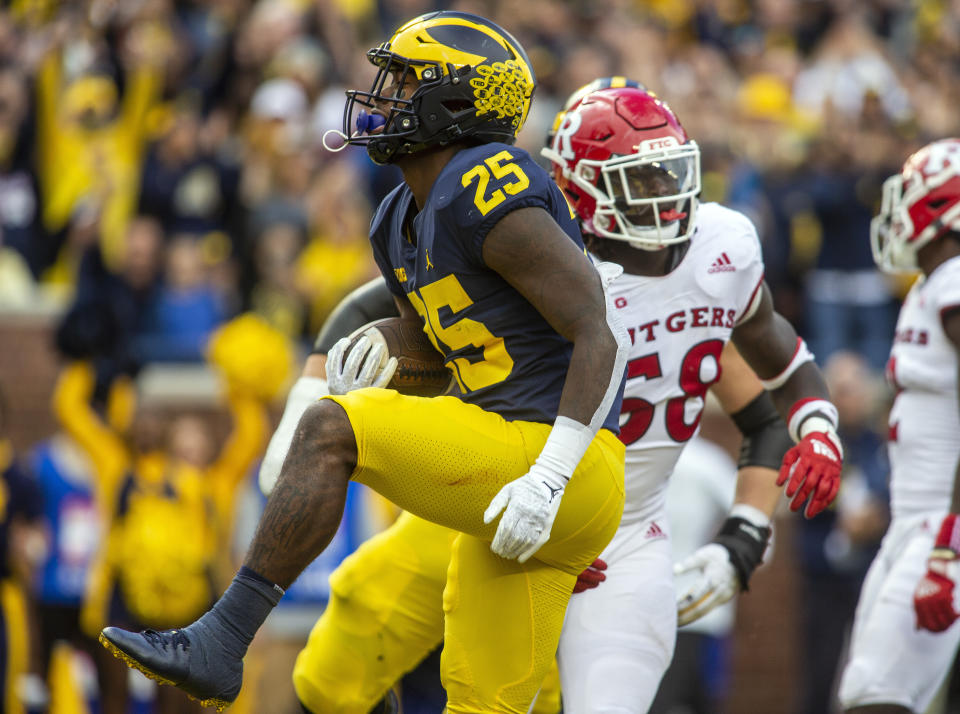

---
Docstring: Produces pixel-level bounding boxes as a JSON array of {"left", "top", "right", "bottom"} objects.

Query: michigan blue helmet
[{"left": 340, "top": 11, "right": 536, "bottom": 164}]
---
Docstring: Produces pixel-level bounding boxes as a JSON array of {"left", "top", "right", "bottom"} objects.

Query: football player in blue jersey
[
  {"left": 99, "top": 11, "right": 630, "bottom": 713},
  {"left": 265, "top": 77, "right": 846, "bottom": 714}
]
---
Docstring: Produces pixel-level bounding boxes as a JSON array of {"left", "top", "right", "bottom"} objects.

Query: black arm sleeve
[
  {"left": 730, "top": 391, "right": 794, "bottom": 471},
  {"left": 312, "top": 278, "right": 399, "bottom": 354}
]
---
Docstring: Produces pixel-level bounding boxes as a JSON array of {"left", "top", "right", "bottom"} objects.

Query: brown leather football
[{"left": 351, "top": 317, "right": 450, "bottom": 397}]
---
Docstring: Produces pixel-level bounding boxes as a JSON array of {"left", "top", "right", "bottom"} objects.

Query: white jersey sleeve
[
  {"left": 699, "top": 204, "right": 765, "bottom": 324},
  {"left": 930, "top": 259, "right": 960, "bottom": 316}
]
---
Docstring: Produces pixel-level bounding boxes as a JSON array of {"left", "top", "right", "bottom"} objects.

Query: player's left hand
[
  {"left": 326, "top": 335, "right": 397, "bottom": 395},
  {"left": 777, "top": 431, "right": 842, "bottom": 518},
  {"left": 675, "top": 509, "right": 771, "bottom": 626},
  {"left": 674, "top": 544, "right": 738, "bottom": 626},
  {"left": 915, "top": 514, "right": 960, "bottom": 633},
  {"left": 483, "top": 464, "right": 567, "bottom": 563}
]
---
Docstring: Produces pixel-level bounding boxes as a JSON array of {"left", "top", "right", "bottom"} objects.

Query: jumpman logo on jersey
[{"left": 425, "top": 249, "right": 434, "bottom": 270}]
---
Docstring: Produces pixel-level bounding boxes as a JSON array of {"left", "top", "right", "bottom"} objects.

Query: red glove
[
  {"left": 777, "top": 431, "right": 842, "bottom": 518},
  {"left": 573, "top": 558, "right": 607, "bottom": 593},
  {"left": 915, "top": 514, "right": 960, "bottom": 633}
]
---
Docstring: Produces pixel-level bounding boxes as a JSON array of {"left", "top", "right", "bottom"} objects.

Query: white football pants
[
  {"left": 558, "top": 515, "right": 677, "bottom": 713},
  {"left": 839, "top": 512, "right": 960, "bottom": 712}
]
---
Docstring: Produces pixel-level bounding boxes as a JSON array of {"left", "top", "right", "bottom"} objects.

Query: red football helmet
[
  {"left": 872, "top": 138, "right": 960, "bottom": 272},
  {"left": 541, "top": 85, "right": 700, "bottom": 250}
]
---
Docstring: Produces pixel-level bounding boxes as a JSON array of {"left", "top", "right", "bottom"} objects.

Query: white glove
[
  {"left": 327, "top": 334, "right": 397, "bottom": 395},
  {"left": 483, "top": 463, "right": 567, "bottom": 562},
  {"left": 674, "top": 543, "right": 739, "bottom": 626},
  {"left": 483, "top": 417, "right": 595, "bottom": 563}
]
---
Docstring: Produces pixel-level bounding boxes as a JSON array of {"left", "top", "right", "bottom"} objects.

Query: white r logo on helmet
[{"left": 553, "top": 111, "right": 582, "bottom": 161}]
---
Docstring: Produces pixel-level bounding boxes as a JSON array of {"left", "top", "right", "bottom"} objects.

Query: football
[{"left": 347, "top": 317, "right": 451, "bottom": 397}]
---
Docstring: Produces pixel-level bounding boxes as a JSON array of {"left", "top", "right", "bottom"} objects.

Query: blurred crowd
[
  {"left": 0, "top": 0, "right": 956, "bottom": 367},
  {"left": 0, "top": 0, "right": 957, "bottom": 712}
]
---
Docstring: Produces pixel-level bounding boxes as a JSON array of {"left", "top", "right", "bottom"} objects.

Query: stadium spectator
[
  {"left": 30, "top": 378, "right": 130, "bottom": 714},
  {"left": 55, "top": 216, "right": 164, "bottom": 397},
  {"left": 795, "top": 130, "right": 901, "bottom": 371},
  {"left": 137, "top": 95, "right": 242, "bottom": 241},
  {"left": 34, "top": 13, "right": 166, "bottom": 272},
  {"left": 295, "top": 158, "right": 378, "bottom": 332},
  {"left": 0, "top": 63, "right": 46, "bottom": 279},
  {"left": 245, "top": 209, "right": 309, "bottom": 340},
  {"left": 134, "top": 236, "right": 228, "bottom": 363},
  {"left": 51, "top": 316, "right": 275, "bottom": 713}
]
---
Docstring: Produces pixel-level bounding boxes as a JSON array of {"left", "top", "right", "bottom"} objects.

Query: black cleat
[{"left": 99, "top": 625, "right": 241, "bottom": 711}]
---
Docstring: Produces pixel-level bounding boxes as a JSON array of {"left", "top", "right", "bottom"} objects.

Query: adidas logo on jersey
[
  {"left": 708, "top": 253, "right": 736, "bottom": 273},
  {"left": 645, "top": 521, "right": 666, "bottom": 540}
]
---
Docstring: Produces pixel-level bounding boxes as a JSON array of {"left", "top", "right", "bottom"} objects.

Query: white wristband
[
  {"left": 534, "top": 416, "right": 595, "bottom": 484},
  {"left": 258, "top": 376, "right": 329, "bottom": 495},
  {"left": 729, "top": 502, "right": 771, "bottom": 529},
  {"left": 798, "top": 415, "right": 843, "bottom": 457},
  {"left": 787, "top": 399, "right": 838, "bottom": 442}
]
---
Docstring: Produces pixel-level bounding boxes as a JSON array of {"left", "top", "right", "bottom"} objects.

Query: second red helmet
[{"left": 542, "top": 85, "right": 701, "bottom": 250}]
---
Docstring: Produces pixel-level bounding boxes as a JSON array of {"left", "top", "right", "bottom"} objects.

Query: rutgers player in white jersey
[
  {"left": 542, "top": 83, "right": 845, "bottom": 712},
  {"left": 837, "top": 139, "right": 960, "bottom": 714}
]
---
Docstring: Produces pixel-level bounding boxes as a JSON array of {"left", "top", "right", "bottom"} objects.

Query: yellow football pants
[{"left": 293, "top": 390, "right": 624, "bottom": 713}]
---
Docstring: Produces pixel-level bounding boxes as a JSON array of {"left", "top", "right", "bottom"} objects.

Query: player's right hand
[
  {"left": 483, "top": 465, "right": 567, "bottom": 563},
  {"left": 915, "top": 514, "right": 960, "bottom": 632},
  {"left": 326, "top": 335, "right": 397, "bottom": 395}
]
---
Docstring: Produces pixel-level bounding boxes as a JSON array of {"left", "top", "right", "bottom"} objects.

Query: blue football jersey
[{"left": 369, "top": 143, "right": 623, "bottom": 432}]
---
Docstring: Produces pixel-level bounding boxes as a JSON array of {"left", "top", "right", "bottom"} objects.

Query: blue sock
[{"left": 191, "top": 568, "right": 284, "bottom": 658}]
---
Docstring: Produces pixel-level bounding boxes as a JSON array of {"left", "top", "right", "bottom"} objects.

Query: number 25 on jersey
[
  {"left": 461, "top": 150, "right": 530, "bottom": 216},
  {"left": 407, "top": 274, "right": 515, "bottom": 392}
]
